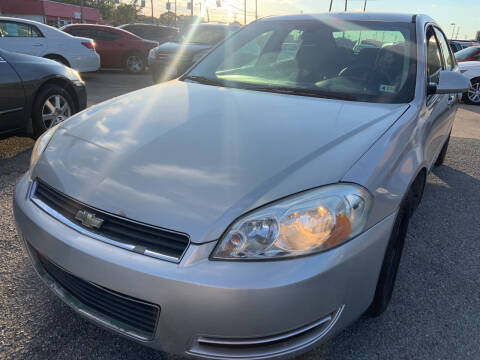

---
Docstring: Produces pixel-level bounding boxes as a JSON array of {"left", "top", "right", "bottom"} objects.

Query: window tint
[
  {"left": 68, "top": 28, "right": 96, "bottom": 39},
  {"left": 95, "top": 29, "right": 122, "bottom": 41},
  {"left": 427, "top": 30, "right": 442, "bottom": 84},
  {"left": 0, "top": 22, "right": 42, "bottom": 37},
  {"left": 434, "top": 28, "right": 454, "bottom": 70}
]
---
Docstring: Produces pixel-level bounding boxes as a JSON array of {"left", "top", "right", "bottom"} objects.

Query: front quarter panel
[{"left": 342, "top": 105, "right": 423, "bottom": 227}]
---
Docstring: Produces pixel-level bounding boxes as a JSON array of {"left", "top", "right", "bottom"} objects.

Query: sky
[{"left": 138, "top": 0, "right": 480, "bottom": 40}]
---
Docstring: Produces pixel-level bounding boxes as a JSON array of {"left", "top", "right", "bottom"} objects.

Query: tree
[
  {"left": 159, "top": 11, "right": 177, "bottom": 25},
  {"left": 113, "top": 4, "right": 139, "bottom": 25}
]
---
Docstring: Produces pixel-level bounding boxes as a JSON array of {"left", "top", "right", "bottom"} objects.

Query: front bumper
[
  {"left": 72, "top": 81, "right": 87, "bottom": 112},
  {"left": 14, "top": 174, "right": 395, "bottom": 359}
]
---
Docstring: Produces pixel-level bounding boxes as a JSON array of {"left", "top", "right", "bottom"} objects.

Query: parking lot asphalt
[{"left": 1, "top": 72, "right": 479, "bottom": 360}]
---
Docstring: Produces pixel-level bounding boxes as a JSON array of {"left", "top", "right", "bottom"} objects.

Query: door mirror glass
[{"left": 435, "top": 70, "right": 470, "bottom": 94}]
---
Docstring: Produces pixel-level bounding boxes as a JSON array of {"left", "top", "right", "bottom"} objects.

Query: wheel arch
[
  {"left": 25, "top": 77, "right": 80, "bottom": 136},
  {"left": 43, "top": 54, "right": 70, "bottom": 67}
]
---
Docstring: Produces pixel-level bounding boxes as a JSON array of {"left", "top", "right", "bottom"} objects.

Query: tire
[
  {"left": 435, "top": 133, "right": 450, "bottom": 166},
  {"left": 44, "top": 55, "right": 70, "bottom": 67},
  {"left": 32, "top": 84, "right": 75, "bottom": 139},
  {"left": 367, "top": 201, "right": 410, "bottom": 317},
  {"left": 463, "top": 79, "right": 480, "bottom": 105},
  {"left": 123, "top": 53, "right": 146, "bottom": 74}
]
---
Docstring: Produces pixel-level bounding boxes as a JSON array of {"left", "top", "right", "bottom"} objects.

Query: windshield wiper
[
  {"left": 238, "top": 85, "right": 360, "bottom": 101},
  {"left": 182, "top": 75, "right": 225, "bottom": 86}
]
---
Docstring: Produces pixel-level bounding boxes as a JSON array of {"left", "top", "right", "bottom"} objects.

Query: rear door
[
  {"left": 0, "top": 55, "right": 25, "bottom": 134},
  {"left": 0, "top": 21, "right": 47, "bottom": 56},
  {"left": 93, "top": 29, "right": 124, "bottom": 67}
]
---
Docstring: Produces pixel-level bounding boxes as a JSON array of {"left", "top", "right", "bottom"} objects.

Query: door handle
[{"left": 32, "top": 43, "right": 44, "bottom": 46}]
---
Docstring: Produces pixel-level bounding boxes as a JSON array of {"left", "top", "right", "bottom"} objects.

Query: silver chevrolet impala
[{"left": 14, "top": 13, "right": 469, "bottom": 359}]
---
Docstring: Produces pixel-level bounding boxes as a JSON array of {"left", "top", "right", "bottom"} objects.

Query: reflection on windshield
[{"left": 184, "top": 19, "right": 417, "bottom": 103}]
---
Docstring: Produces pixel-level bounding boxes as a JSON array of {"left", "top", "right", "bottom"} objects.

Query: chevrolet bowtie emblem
[{"left": 75, "top": 210, "right": 104, "bottom": 229}]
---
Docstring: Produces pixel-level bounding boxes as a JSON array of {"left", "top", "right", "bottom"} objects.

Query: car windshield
[
  {"left": 455, "top": 46, "right": 480, "bottom": 61},
  {"left": 173, "top": 25, "right": 230, "bottom": 45},
  {"left": 184, "top": 19, "right": 416, "bottom": 103}
]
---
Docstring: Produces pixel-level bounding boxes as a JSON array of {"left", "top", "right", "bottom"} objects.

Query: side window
[
  {"left": 95, "top": 30, "right": 122, "bottom": 41},
  {"left": 277, "top": 29, "right": 304, "bottom": 62},
  {"left": 426, "top": 29, "right": 442, "bottom": 84},
  {"left": 68, "top": 28, "right": 96, "bottom": 39},
  {"left": 434, "top": 28, "right": 454, "bottom": 70},
  {"left": 0, "top": 22, "right": 43, "bottom": 37}
]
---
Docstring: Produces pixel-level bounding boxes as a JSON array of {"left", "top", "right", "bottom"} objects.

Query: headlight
[
  {"left": 29, "top": 125, "right": 59, "bottom": 175},
  {"left": 212, "top": 184, "right": 372, "bottom": 260}
]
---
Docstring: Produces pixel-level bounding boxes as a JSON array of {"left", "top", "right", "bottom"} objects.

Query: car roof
[
  {"left": 120, "top": 23, "right": 177, "bottom": 29},
  {"left": 258, "top": 12, "right": 435, "bottom": 24},
  {"left": 188, "top": 23, "right": 239, "bottom": 28}
]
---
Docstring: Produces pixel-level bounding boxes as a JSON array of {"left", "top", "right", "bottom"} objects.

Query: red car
[
  {"left": 454, "top": 46, "right": 480, "bottom": 62},
  {"left": 61, "top": 24, "right": 158, "bottom": 73}
]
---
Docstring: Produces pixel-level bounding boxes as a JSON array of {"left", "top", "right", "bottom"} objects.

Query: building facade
[{"left": 0, "top": 0, "right": 102, "bottom": 27}]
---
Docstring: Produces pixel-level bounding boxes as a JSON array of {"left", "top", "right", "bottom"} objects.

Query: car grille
[
  {"left": 36, "top": 251, "right": 159, "bottom": 340},
  {"left": 31, "top": 181, "right": 189, "bottom": 262}
]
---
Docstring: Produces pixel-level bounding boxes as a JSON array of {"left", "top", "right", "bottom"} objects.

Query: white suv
[{"left": 0, "top": 17, "right": 100, "bottom": 72}]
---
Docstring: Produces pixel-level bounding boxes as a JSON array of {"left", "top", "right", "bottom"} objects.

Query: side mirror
[{"left": 435, "top": 70, "right": 470, "bottom": 94}]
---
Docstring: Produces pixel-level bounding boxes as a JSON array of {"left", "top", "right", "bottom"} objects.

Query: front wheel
[
  {"left": 123, "top": 53, "right": 146, "bottom": 74},
  {"left": 463, "top": 79, "right": 480, "bottom": 105},
  {"left": 32, "top": 84, "right": 75, "bottom": 138}
]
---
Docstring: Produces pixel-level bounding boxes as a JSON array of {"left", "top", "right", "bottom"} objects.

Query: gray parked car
[{"left": 14, "top": 13, "right": 469, "bottom": 359}]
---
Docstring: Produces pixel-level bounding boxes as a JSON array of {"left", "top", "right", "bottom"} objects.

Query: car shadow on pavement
[{"left": 5, "top": 137, "right": 479, "bottom": 360}]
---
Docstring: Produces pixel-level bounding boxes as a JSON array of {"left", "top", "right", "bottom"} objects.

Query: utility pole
[
  {"left": 455, "top": 26, "right": 460, "bottom": 39},
  {"left": 329, "top": 0, "right": 333, "bottom": 12},
  {"left": 80, "top": 0, "right": 84, "bottom": 23},
  {"left": 151, "top": 0, "right": 154, "bottom": 23},
  {"left": 363, "top": 0, "right": 367, "bottom": 11},
  {"left": 450, "top": 23, "right": 456, "bottom": 39},
  {"left": 255, "top": 0, "right": 257, "bottom": 20},
  {"left": 207, "top": 7, "right": 210, "bottom": 22},
  {"left": 191, "top": 0, "right": 193, "bottom": 18},
  {"left": 175, "top": 0, "right": 177, "bottom": 25},
  {"left": 345, "top": 0, "right": 348, "bottom": 12},
  {"left": 244, "top": 0, "right": 247, "bottom": 25}
]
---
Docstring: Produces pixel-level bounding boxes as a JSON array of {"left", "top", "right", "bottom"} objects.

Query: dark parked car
[
  {"left": 118, "top": 23, "right": 178, "bottom": 45},
  {"left": 61, "top": 24, "right": 158, "bottom": 73},
  {"left": 148, "top": 23, "right": 240, "bottom": 82},
  {"left": 455, "top": 45, "right": 480, "bottom": 62},
  {"left": 448, "top": 40, "right": 480, "bottom": 53},
  {"left": 0, "top": 49, "right": 86, "bottom": 139}
]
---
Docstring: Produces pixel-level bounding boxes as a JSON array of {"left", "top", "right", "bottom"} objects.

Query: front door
[
  {"left": 423, "top": 26, "right": 452, "bottom": 167},
  {"left": 0, "top": 56, "right": 25, "bottom": 135}
]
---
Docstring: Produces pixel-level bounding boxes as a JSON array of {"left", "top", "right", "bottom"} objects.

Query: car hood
[
  {"left": 35, "top": 81, "right": 409, "bottom": 243},
  {"left": 458, "top": 61, "right": 480, "bottom": 70},
  {"left": 152, "top": 42, "right": 211, "bottom": 55}
]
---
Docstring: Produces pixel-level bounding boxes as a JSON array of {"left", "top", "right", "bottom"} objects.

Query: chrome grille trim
[{"left": 29, "top": 181, "right": 188, "bottom": 263}]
